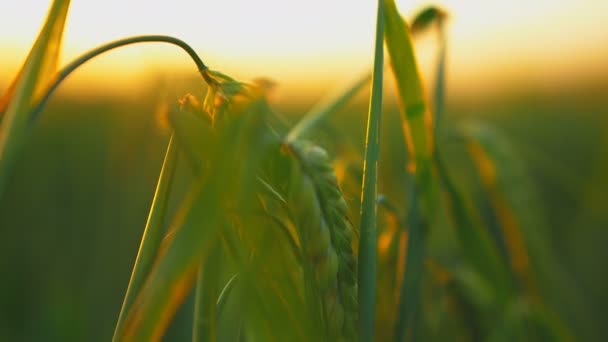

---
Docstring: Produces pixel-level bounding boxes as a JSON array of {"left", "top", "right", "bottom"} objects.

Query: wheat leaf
[
  {"left": 358, "top": 1, "right": 385, "bottom": 340},
  {"left": 0, "top": 0, "right": 71, "bottom": 195},
  {"left": 384, "top": 0, "right": 433, "bottom": 174},
  {"left": 113, "top": 135, "right": 179, "bottom": 339}
]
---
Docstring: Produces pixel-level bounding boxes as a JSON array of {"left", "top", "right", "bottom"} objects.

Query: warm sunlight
[{"left": 1, "top": 0, "right": 607, "bottom": 94}]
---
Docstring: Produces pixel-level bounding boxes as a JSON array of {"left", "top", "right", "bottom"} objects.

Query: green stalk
[
  {"left": 358, "top": 0, "right": 385, "bottom": 340},
  {"left": 31, "top": 35, "right": 209, "bottom": 122},
  {"left": 435, "top": 154, "right": 512, "bottom": 301},
  {"left": 113, "top": 135, "right": 179, "bottom": 341},
  {"left": 1, "top": 34, "right": 208, "bottom": 198},
  {"left": 394, "top": 185, "right": 426, "bottom": 341}
]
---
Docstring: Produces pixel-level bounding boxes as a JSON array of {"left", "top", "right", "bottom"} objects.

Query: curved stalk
[
  {"left": 216, "top": 273, "right": 239, "bottom": 316},
  {"left": 31, "top": 35, "right": 209, "bottom": 123}
]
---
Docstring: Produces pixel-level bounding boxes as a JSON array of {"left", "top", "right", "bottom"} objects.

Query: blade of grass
[
  {"left": 112, "top": 134, "right": 178, "bottom": 340},
  {"left": 119, "top": 175, "right": 222, "bottom": 340},
  {"left": 286, "top": 72, "right": 371, "bottom": 143},
  {"left": 384, "top": 4, "right": 442, "bottom": 339},
  {"left": 0, "top": 0, "right": 70, "bottom": 115},
  {"left": 384, "top": 0, "right": 434, "bottom": 200},
  {"left": 216, "top": 273, "right": 239, "bottom": 316},
  {"left": 0, "top": 0, "right": 70, "bottom": 196},
  {"left": 358, "top": 0, "right": 385, "bottom": 340},
  {"left": 417, "top": 5, "right": 513, "bottom": 304},
  {"left": 459, "top": 122, "right": 575, "bottom": 337},
  {"left": 383, "top": 21, "right": 439, "bottom": 335},
  {"left": 434, "top": 153, "right": 513, "bottom": 302},
  {"left": 394, "top": 185, "right": 426, "bottom": 341},
  {"left": 193, "top": 247, "right": 222, "bottom": 342},
  {"left": 466, "top": 137, "right": 533, "bottom": 291}
]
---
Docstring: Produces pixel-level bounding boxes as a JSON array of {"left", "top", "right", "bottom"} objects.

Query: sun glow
[{"left": 1, "top": 0, "right": 607, "bottom": 96}]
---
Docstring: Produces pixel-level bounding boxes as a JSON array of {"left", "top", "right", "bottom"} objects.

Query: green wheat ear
[{"left": 283, "top": 140, "right": 358, "bottom": 341}]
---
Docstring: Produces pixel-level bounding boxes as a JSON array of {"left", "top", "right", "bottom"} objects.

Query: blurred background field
[
  {"left": 1, "top": 74, "right": 606, "bottom": 341},
  {"left": 1, "top": 0, "right": 608, "bottom": 341}
]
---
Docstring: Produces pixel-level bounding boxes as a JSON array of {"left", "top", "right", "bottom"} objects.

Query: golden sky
[{"left": 1, "top": 0, "right": 607, "bottom": 96}]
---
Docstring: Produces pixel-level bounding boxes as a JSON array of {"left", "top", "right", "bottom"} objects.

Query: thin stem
[
  {"left": 358, "top": 0, "right": 385, "bottom": 341},
  {"left": 394, "top": 184, "right": 426, "bottom": 341},
  {"left": 31, "top": 35, "right": 209, "bottom": 123},
  {"left": 216, "top": 274, "right": 239, "bottom": 316},
  {"left": 112, "top": 135, "right": 179, "bottom": 341}
]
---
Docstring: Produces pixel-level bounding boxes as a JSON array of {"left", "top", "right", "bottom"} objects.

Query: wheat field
[{"left": 1, "top": 1, "right": 607, "bottom": 341}]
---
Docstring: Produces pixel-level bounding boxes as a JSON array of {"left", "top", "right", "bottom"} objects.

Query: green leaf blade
[
  {"left": 113, "top": 135, "right": 179, "bottom": 340},
  {"left": 193, "top": 247, "right": 222, "bottom": 342},
  {"left": 383, "top": 0, "right": 433, "bottom": 171},
  {"left": 394, "top": 185, "right": 426, "bottom": 341},
  {"left": 435, "top": 153, "right": 513, "bottom": 303},
  {"left": 0, "top": 0, "right": 71, "bottom": 195},
  {"left": 358, "top": 1, "right": 385, "bottom": 341}
]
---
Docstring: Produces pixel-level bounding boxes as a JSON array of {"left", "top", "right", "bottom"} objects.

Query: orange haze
[{"left": 1, "top": 0, "right": 607, "bottom": 99}]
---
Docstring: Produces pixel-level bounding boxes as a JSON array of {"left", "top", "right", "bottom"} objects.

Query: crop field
[{"left": 1, "top": 1, "right": 607, "bottom": 341}]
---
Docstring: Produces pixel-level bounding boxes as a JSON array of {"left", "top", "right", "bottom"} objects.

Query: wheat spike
[{"left": 285, "top": 140, "right": 358, "bottom": 340}]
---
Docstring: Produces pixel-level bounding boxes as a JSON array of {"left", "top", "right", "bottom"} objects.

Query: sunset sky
[{"left": 1, "top": 0, "right": 607, "bottom": 96}]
